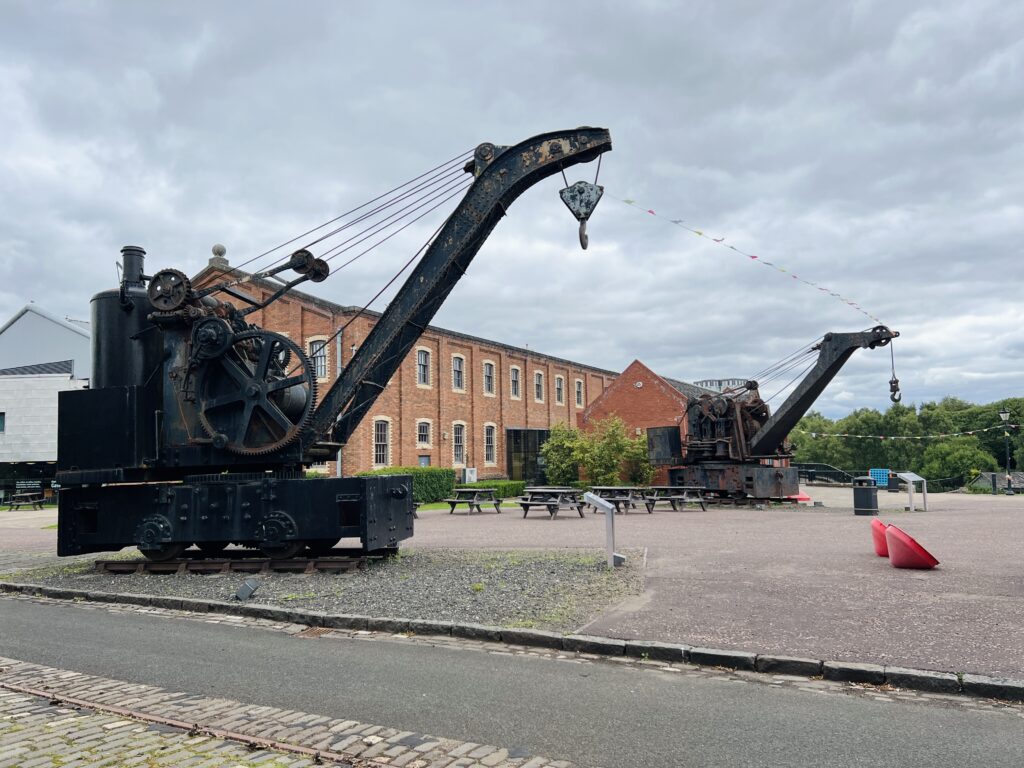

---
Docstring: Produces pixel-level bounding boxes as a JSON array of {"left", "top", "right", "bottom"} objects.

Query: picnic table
[
  {"left": 6, "top": 492, "right": 45, "bottom": 511},
  {"left": 445, "top": 487, "right": 502, "bottom": 515},
  {"left": 643, "top": 485, "right": 707, "bottom": 512},
  {"left": 519, "top": 487, "right": 585, "bottom": 519},
  {"left": 588, "top": 486, "right": 649, "bottom": 514}
]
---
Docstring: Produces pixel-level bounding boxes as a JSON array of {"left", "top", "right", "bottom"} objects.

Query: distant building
[
  {"left": 0, "top": 360, "right": 88, "bottom": 499},
  {"left": 0, "top": 306, "right": 92, "bottom": 499},
  {"left": 692, "top": 378, "right": 750, "bottom": 393},
  {"left": 0, "top": 305, "right": 91, "bottom": 379}
]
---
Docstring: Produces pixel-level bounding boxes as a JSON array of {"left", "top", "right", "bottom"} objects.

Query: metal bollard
[{"left": 583, "top": 492, "right": 625, "bottom": 568}]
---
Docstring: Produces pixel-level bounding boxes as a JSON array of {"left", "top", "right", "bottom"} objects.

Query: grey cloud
[{"left": 1, "top": 0, "right": 1021, "bottom": 418}]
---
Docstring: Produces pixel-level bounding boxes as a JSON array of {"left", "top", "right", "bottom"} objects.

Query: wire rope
[{"left": 233, "top": 149, "right": 473, "bottom": 274}]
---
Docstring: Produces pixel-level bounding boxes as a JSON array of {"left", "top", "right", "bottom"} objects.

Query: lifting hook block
[
  {"left": 559, "top": 180, "right": 604, "bottom": 250},
  {"left": 889, "top": 375, "right": 902, "bottom": 403}
]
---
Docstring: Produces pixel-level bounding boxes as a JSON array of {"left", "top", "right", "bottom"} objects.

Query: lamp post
[{"left": 998, "top": 407, "right": 1013, "bottom": 495}]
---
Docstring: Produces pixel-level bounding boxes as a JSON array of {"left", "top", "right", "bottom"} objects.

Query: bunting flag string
[
  {"left": 794, "top": 424, "right": 1019, "bottom": 441},
  {"left": 612, "top": 194, "right": 883, "bottom": 325}
]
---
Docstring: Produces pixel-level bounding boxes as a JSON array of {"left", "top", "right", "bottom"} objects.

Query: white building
[
  {"left": 0, "top": 361, "right": 88, "bottom": 460},
  {"left": 0, "top": 306, "right": 91, "bottom": 497},
  {"left": 0, "top": 305, "right": 91, "bottom": 378}
]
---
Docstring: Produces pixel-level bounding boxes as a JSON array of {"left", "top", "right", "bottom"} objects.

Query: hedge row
[
  {"left": 456, "top": 479, "right": 526, "bottom": 499},
  {"left": 357, "top": 467, "right": 456, "bottom": 504}
]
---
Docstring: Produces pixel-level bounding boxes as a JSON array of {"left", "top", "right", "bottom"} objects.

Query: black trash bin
[
  {"left": 853, "top": 477, "right": 878, "bottom": 516},
  {"left": 887, "top": 473, "right": 900, "bottom": 493}
]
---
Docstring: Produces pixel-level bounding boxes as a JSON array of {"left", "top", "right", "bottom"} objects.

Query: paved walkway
[{"left": 410, "top": 489, "right": 1024, "bottom": 677}]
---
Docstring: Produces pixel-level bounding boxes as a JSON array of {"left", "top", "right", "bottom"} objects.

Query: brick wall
[{"left": 579, "top": 360, "right": 691, "bottom": 484}]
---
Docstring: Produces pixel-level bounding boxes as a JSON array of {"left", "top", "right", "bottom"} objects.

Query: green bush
[
  {"left": 358, "top": 466, "right": 455, "bottom": 503},
  {"left": 456, "top": 479, "right": 526, "bottom": 499}
]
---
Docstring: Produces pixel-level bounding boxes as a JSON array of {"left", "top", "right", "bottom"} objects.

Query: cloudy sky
[{"left": 2, "top": 1, "right": 1021, "bottom": 417}]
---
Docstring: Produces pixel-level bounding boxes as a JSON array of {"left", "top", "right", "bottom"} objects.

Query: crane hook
[
  {"left": 559, "top": 180, "right": 603, "bottom": 251},
  {"left": 889, "top": 375, "right": 902, "bottom": 403}
]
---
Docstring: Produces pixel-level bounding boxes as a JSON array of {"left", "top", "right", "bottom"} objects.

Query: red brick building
[
  {"left": 192, "top": 258, "right": 616, "bottom": 480},
  {"left": 579, "top": 360, "right": 713, "bottom": 483}
]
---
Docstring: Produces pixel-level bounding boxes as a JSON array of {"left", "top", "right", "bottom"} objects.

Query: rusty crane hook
[{"left": 889, "top": 375, "right": 902, "bottom": 403}]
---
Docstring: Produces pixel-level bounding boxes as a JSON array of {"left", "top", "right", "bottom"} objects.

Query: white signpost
[
  {"left": 583, "top": 492, "right": 626, "bottom": 568},
  {"left": 896, "top": 472, "right": 928, "bottom": 512}
]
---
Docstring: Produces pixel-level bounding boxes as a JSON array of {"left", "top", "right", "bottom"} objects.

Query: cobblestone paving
[{"left": 0, "top": 688, "right": 351, "bottom": 768}]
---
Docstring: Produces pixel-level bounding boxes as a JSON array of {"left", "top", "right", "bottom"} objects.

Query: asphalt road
[{"left": 1, "top": 599, "right": 1021, "bottom": 767}]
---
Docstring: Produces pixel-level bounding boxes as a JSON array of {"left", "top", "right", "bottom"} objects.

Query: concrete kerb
[{"left": 3, "top": 580, "right": 1022, "bottom": 704}]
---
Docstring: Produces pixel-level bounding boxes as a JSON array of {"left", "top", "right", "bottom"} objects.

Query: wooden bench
[
  {"left": 518, "top": 499, "right": 559, "bottom": 518},
  {"left": 445, "top": 488, "right": 502, "bottom": 515},
  {"left": 6, "top": 492, "right": 45, "bottom": 511},
  {"left": 643, "top": 486, "right": 707, "bottom": 512},
  {"left": 519, "top": 488, "right": 585, "bottom": 519}
]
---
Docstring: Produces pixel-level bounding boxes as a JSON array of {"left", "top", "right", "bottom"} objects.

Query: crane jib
[{"left": 305, "top": 128, "right": 612, "bottom": 451}]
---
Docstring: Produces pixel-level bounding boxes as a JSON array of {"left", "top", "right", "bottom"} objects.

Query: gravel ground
[{"left": 14, "top": 548, "right": 644, "bottom": 633}]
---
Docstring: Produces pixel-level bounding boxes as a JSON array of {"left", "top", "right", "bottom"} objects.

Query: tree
[
  {"left": 623, "top": 434, "right": 656, "bottom": 485},
  {"left": 919, "top": 437, "right": 997, "bottom": 481},
  {"left": 571, "top": 416, "right": 655, "bottom": 486},
  {"left": 539, "top": 423, "right": 581, "bottom": 486}
]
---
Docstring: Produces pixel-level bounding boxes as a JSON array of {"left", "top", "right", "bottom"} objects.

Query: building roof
[
  {"left": 192, "top": 262, "right": 621, "bottom": 376},
  {"left": 0, "top": 305, "right": 91, "bottom": 340},
  {"left": 662, "top": 376, "right": 716, "bottom": 400},
  {"left": 0, "top": 359, "right": 75, "bottom": 376}
]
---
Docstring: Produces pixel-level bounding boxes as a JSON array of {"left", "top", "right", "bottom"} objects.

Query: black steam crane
[
  {"left": 647, "top": 326, "right": 899, "bottom": 500},
  {"left": 57, "top": 127, "right": 612, "bottom": 560}
]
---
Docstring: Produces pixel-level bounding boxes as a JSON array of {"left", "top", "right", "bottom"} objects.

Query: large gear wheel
[{"left": 196, "top": 329, "right": 317, "bottom": 455}]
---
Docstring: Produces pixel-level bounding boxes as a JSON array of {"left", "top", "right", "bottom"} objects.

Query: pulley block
[
  {"left": 308, "top": 258, "right": 330, "bottom": 283},
  {"left": 288, "top": 249, "right": 316, "bottom": 274},
  {"left": 559, "top": 180, "right": 604, "bottom": 249}
]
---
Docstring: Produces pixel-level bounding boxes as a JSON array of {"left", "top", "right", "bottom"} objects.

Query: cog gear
[
  {"left": 148, "top": 269, "right": 192, "bottom": 311},
  {"left": 196, "top": 329, "right": 317, "bottom": 455}
]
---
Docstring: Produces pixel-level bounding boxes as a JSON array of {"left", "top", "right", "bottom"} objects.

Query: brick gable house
[
  {"left": 579, "top": 360, "right": 714, "bottom": 484},
  {"left": 191, "top": 257, "right": 616, "bottom": 480}
]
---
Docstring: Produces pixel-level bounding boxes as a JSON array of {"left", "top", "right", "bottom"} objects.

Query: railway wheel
[{"left": 260, "top": 541, "right": 305, "bottom": 558}]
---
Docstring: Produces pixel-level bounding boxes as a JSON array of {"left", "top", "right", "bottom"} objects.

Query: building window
[
  {"left": 373, "top": 419, "right": 390, "bottom": 466},
  {"left": 416, "top": 348, "right": 431, "bottom": 386},
  {"left": 484, "top": 424, "right": 496, "bottom": 465},
  {"left": 483, "top": 361, "right": 495, "bottom": 395},
  {"left": 416, "top": 420, "right": 431, "bottom": 447},
  {"left": 555, "top": 376, "right": 564, "bottom": 405},
  {"left": 309, "top": 339, "right": 328, "bottom": 380},
  {"left": 510, "top": 366, "right": 521, "bottom": 399},
  {"left": 575, "top": 379, "right": 584, "bottom": 407},
  {"left": 418, "top": 455, "right": 431, "bottom": 467},
  {"left": 534, "top": 372, "right": 544, "bottom": 402},
  {"left": 0, "top": 412, "right": 5, "bottom": 433},
  {"left": 453, "top": 423, "right": 466, "bottom": 465},
  {"left": 452, "top": 355, "right": 465, "bottom": 391}
]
